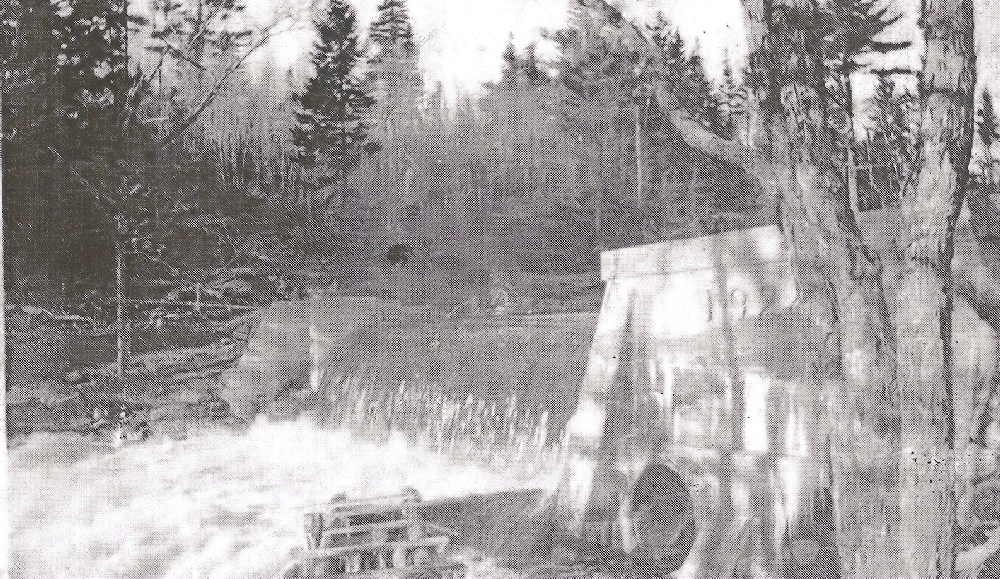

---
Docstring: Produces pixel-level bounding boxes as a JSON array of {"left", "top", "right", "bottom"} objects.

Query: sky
[
  {"left": 251, "top": 0, "right": 1000, "bottom": 104},
  {"left": 256, "top": 0, "right": 747, "bottom": 97}
]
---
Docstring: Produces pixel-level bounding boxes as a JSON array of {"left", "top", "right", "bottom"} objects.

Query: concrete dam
[{"left": 558, "top": 219, "right": 996, "bottom": 577}]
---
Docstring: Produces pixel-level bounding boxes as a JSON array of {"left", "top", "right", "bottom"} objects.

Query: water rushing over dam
[
  {"left": 220, "top": 298, "right": 596, "bottom": 463},
  {"left": 8, "top": 420, "right": 560, "bottom": 579}
]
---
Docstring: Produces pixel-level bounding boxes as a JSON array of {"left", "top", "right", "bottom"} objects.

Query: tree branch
[
  {"left": 955, "top": 223, "right": 1000, "bottom": 334},
  {"left": 47, "top": 146, "right": 119, "bottom": 207},
  {"left": 578, "top": 0, "right": 753, "bottom": 167},
  {"left": 155, "top": 25, "right": 278, "bottom": 149},
  {"left": 665, "top": 103, "right": 755, "bottom": 167},
  {"left": 158, "top": 39, "right": 208, "bottom": 70}
]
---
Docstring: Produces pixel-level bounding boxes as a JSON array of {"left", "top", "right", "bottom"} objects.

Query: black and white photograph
[{"left": 3, "top": 0, "right": 1000, "bottom": 576}]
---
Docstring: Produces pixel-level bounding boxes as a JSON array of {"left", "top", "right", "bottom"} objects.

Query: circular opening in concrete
[{"left": 629, "top": 463, "right": 696, "bottom": 575}]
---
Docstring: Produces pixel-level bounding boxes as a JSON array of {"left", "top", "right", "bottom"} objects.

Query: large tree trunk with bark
[
  {"left": 745, "top": 5, "right": 900, "bottom": 577},
  {"left": 897, "top": 0, "right": 976, "bottom": 576}
]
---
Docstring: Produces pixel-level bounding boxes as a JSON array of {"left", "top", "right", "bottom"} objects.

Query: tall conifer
[{"left": 292, "top": 0, "right": 374, "bottom": 198}]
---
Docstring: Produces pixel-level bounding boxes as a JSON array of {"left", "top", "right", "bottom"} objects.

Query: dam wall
[{"left": 558, "top": 223, "right": 995, "bottom": 577}]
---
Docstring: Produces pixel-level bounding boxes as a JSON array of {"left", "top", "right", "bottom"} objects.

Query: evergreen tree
[
  {"left": 715, "top": 54, "right": 748, "bottom": 142},
  {"left": 292, "top": 0, "right": 374, "bottom": 201},
  {"left": 553, "top": 7, "right": 750, "bottom": 243},
  {"left": 971, "top": 89, "right": 1000, "bottom": 240},
  {"left": 57, "top": 0, "right": 137, "bottom": 158},
  {"left": 368, "top": 0, "right": 416, "bottom": 61},
  {"left": 679, "top": 44, "right": 723, "bottom": 131},
  {"left": 501, "top": 36, "right": 519, "bottom": 87},
  {"left": 3, "top": 0, "right": 64, "bottom": 285},
  {"left": 523, "top": 42, "right": 547, "bottom": 86},
  {"left": 866, "top": 73, "right": 916, "bottom": 205},
  {"left": 366, "top": 0, "right": 421, "bottom": 239},
  {"left": 368, "top": 0, "right": 421, "bottom": 130}
]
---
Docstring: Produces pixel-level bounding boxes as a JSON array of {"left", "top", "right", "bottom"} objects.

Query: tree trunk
[
  {"left": 728, "top": 3, "right": 900, "bottom": 575},
  {"left": 897, "top": 0, "right": 975, "bottom": 576},
  {"left": 635, "top": 99, "right": 644, "bottom": 208},
  {"left": 115, "top": 213, "right": 126, "bottom": 382}
]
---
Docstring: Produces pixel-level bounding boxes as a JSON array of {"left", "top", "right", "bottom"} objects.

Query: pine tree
[
  {"left": 368, "top": 0, "right": 421, "bottom": 131},
  {"left": 3, "top": 0, "right": 64, "bottom": 286},
  {"left": 292, "top": 0, "right": 374, "bottom": 203},
  {"left": 368, "top": 0, "right": 416, "bottom": 61},
  {"left": 680, "top": 44, "right": 722, "bottom": 131},
  {"left": 865, "top": 74, "right": 915, "bottom": 206},
  {"left": 523, "top": 42, "right": 547, "bottom": 86},
  {"left": 971, "top": 90, "right": 1000, "bottom": 240},
  {"left": 716, "top": 54, "right": 748, "bottom": 142},
  {"left": 366, "top": 0, "right": 421, "bottom": 238},
  {"left": 58, "top": 0, "right": 136, "bottom": 158},
  {"left": 501, "top": 36, "right": 518, "bottom": 83}
]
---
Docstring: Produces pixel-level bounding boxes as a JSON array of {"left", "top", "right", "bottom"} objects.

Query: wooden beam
[
  {"left": 317, "top": 519, "right": 458, "bottom": 538},
  {"left": 297, "top": 536, "right": 450, "bottom": 560}
]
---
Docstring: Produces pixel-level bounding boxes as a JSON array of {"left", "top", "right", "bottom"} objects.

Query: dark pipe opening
[{"left": 629, "top": 463, "right": 696, "bottom": 575}]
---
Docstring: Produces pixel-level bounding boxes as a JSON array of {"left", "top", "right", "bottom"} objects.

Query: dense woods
[
  {"left": 3, "top": 0, "right": 924, "bottom": 310},
  {"left": 2, "top": 0, "right": 780, "bottom": 310}
]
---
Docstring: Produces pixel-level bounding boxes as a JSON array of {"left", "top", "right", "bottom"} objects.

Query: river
[{"left": 8, "top": 419, "right": 560, "bottom": 578}]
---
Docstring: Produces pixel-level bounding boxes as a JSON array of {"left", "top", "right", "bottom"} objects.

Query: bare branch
[
  {"left": 156, "top": 18, "right": 290, "bottom": 149},
  {"left": 47, "top": 146, "right": 119, "bottom": 207},
  {"left": 665, "top": 103, "right": 755, "bottom": 167},
  {"left": 138, "top": 19, "right": 213, "bottom": 95},
  {"left": 578, "top": 0, "right": 752, "bottom": 167},
  {"left": 159, "top": 39, "right": 209, "bottom": 70}
]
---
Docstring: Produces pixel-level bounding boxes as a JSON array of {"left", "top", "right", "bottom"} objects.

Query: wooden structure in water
[{"left": 282, "top": 489, "right": 466, "bottom": 579}]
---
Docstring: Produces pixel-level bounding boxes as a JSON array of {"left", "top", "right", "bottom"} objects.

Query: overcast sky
[
  {"left": 254, "top": 0, "right": 999, "bottom": 103},
  {"left": 258, "top": 0, "right": 746, "bottom": 95}
]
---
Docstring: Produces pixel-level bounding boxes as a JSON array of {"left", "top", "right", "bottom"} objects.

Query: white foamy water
[{"left": 9, "top": 419, "right": 559, "bottom": 579}]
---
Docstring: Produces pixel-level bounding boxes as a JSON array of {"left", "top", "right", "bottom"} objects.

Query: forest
[
  {"left": 4, "top": 0, "right": 876, "bottom": 307},
  {"left": 7, "top": 0, "right": 1000, "bottom": 577}
]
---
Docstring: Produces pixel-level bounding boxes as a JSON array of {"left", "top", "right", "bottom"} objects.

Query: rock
[
  {"left": 65, "top": 369, "right": 89, "bottom": 384},
  {"left": 149, "top": 402, "right": 194, "bottom": 422},
  {"left": 11, "top": 381, "right": 74, "bottom": 408},
  {"left": 207, "top": 401, "right": 230, "bottom": 419},
  {"left": 7, "top": 399, "right": 47, "bottom": 437},
  {"left": 170, "top": 386, "right": 205, "bottom": 406}
]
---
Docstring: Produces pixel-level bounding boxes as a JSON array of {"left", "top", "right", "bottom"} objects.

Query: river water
[{"left": 8, "top": 419, "right": 560, "bottom": 578}]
